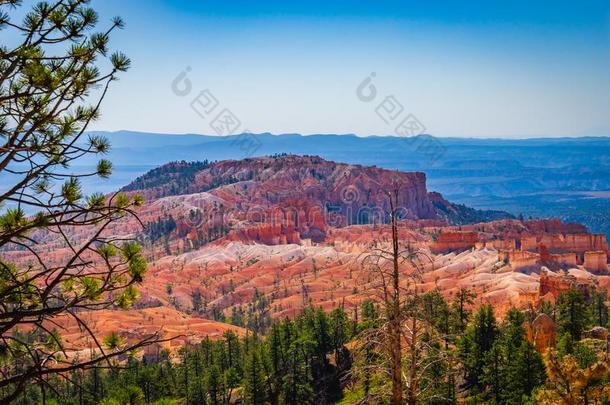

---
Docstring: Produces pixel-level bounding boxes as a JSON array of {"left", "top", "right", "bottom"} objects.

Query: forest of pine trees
[{"left": 7, "top": 287, "right": 610, "bottom": 404}]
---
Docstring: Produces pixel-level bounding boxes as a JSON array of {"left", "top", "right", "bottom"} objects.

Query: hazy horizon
[{"left": 92, "top": 129, "right": 610, "bottom": 140}]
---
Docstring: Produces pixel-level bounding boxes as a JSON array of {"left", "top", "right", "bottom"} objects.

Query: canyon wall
[
  {"left": 584, "top": 251, "right": 609, "bottom": 274},
  {"left": 499, "top": 250, "right": 539, "bottom": 269},
  {"left": 430, "top": 231, "right": 478, "bottom": 253},
  {"left": 521, "top": 233, "right": 608, "bottom": 254},
  {"left": 539, "top": 268, "right": 596, "bottom": 299}
]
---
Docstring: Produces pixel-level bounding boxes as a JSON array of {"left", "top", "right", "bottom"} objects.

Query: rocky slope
[
  {"left": 6, "top": 155, "right": 609, "bottom": 351},
  {"left": 120, "top": 155, "right": 511, "bottom": 244},
  {"left": 117, "top": 157, "right": 609, "bottom": 321}
]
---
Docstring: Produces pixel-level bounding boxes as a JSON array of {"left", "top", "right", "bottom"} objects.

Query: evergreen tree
[
  {"left": 483, "top": 341, "right": 506, "bottom": 404},
  {"left": 556, "top": 289, "right": 591, "bottom": 340},
  {"left": 0, "top": 1, "right": 155, "bottom": 401},
  {"left": 557, "top": 332, "right": 598, "bottom": 369},
  {"left": 459, "top": 304, "right": 498, "bottom": 392},
  {"left": 360, "top": 299, "right": 379, "bottom": 330},
  {"left": 206, "top": 365, "right": 222, "bottom": 405},
  {"left": 539, "top": 300, "right": 556, "bottom": 321},
  {"left": 282, "top": 340, "right": 314, "bottom": 405},
  {"left": 421, "top": 290, "right": 452, "bottom": 348},
  {"left": 451, "top": 288, "right": 476, "bottom": 333},
  {"left": 243, "top": 350, "right": 267, "bottom": 405},
  {"left": 504, "top": 340, "right": 546, "bottom": 404},
  {"left": 536, "top": 351, "right": 610, "bottom": 404},
  {"left": 502, "top": 308, "right": 526, "bottom": 352},
  {"left": 329, "top": 307, "right": 351, "bottom": 365},
  {"left": 590, "top": 289, "right": 609, "bottom": 327}
]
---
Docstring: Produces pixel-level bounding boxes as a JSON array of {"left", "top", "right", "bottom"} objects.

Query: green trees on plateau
[{"left": 0, "top": 0, "right": 160, "bottom": 402}]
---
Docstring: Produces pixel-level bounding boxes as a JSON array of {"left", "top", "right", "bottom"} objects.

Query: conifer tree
[
  {"left": 590, "top": 289, "right": 609, "bottom": 327},
  {"left": 0, "top": 1, "right": 161, "bottom": 401},
  {"left": 243, "top": 349, "right": 267, "bottom": 405},
  {"left": 483, "top": 341, "right": 506, "bottom": 404},
  {"left": 329, "top": 307, "right": 351, "bottom": 365},
  {"left": 206, "top": 365, "right": 221, "bottom": 405},
  {"left": 451, "top": 288, "right": 476, "bottom": 333},
  {"left": 556, "top": 289, "right": 591, "bottom": 340},
  {"left": 282, "top": 340, "right": 314, "bottom": 405},
  {"left": 459, "top": 304, "right": 498, "bottom": 392},
  {"left": 536, "top": 351, "right": 610, "bottom": 404},
  {"left": 504, "top": 340, "right": 546, "bottom": 403}
]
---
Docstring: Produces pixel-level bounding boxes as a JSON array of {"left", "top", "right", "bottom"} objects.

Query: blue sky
[{"left": 17, "top": 1, "right": 610, "bottom": 137}]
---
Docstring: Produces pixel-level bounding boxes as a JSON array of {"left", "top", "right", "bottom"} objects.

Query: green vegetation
[
  {"left": 122, "top": 161, "right": 212, "bottom": 195},
  {"left": 0, "top": 0, "right": 159, "bottom": 402},
  {"left": 432, "top": 201, "right": 514, "bottom": 225},
  {"left": 9, "top": 287, "right": 610, "bottom": 404},
  {"left": 122, "top": 160, "right": 253, "bottom": 199},
  {"left": 11, "top": 307, "right": 354, "bottom": 404},
  {"left": 145, "top": 216, "right": 177, "bottom": 243}
]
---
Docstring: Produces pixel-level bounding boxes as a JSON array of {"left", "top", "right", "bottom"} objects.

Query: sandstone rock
[
  {"left": 499, "top": 250, "right": 539, "bottom": 270},
  {"left": 539, "top": 267, "right": 597, "bottom": 299},
  {"left": 547, "top": 252, "right": 578, "bottom": 268},
  {"left": 524, "top": 219, "right": 588, "bottom": 235},
  {"left": 584, "top": 326, "right": 609, "bottom": 341},
  {"left": 521, "top": 233, "right": 608, "bottom": 255},
  {"left": 525, "top": 313, "right": 556, "bottom": 352},
  {"left": 584, "top": 251, "right": 609, "bottom": 274},
  {"left": 430, "top": 231, "right": 478, "bottom": 253}
]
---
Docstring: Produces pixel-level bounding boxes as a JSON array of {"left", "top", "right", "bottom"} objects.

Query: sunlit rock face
[
  {"left": 525, "top": 314, "right": 557, "bottom": 352},
  {"left": 5, "top": 155, "right": 609, "bottom": 353},
  {"left": 584, "top": 251, "right": 609, "bottom": 274}
]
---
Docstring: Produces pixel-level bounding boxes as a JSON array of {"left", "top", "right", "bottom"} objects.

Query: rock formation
[
  {"left": 539, "top": 268, "right": 597, "bottom": 300},
  {"left": 520, "top": 233, "right": 608, "bottom": 255},
  {"left": 5, "top": 155, "right": 609, "bottom": 353},
  {"left": 430, "top": 231, "right": 479, "bottom": 253},
  {"left": 584, "top": 326, "right": 609, "bottom": 341},
  {"left": 584, "top": 251, "right": 609, "bottom": 274},
  {"left": 525, "top": 313, "right": 556, "bottom": 352}
]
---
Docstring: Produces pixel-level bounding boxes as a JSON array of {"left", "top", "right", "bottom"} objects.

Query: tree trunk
[
  {"left": 389, "top": 193, "right": 403, "bottom": 405},
  {"left": 407, "top": 315, "right": 418, "bottom": 405}
]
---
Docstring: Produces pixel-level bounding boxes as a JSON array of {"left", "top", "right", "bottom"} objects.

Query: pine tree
[
  {"left": 536, "top": 351, "right": 610, "bottom": 404},
  {"left": 223, "top": 367, "right": 240, "bottom": 404},
  {"left": 421, "top": 290, "right": 452, "bottom": 349},
  {"left": 451, "top": 288, "right": 476, "bottom": 334},
  {"left": 282, "top": 341, "right": 314, "bottom": 405},
  {"left": 590, "top": 289, "right": 609, "bottom": 327},
  {"left": 483, "top": 341, "right": 506, "bottom": 404},
  {"left": 556, "top": 289, "right": 591, "bottom": 340},
  {"left": 459, "top": 304, "right": 498, "bottom": 393},
  {"left": 206, "top": 365, "right": 222, "bottom": 405},
  {"left": 313, "top": 307, "right": 332, "bottom": 360},
  {"left": 243, "top": 350, "right": 267, "bottom": 405},
  {"left": 0, "top": 1, "right": 157, "bottom": 401},
  {"left": 329, "top": 307, "right": 351, "bottom": 365},
  {"left": 360, "top": 299, "right": 379, "bottom": 330},
  {"left": 504, "top": 340, "right": 546, "bottom": 404},
  {"left": 502, "top": 308, "right": 526, "bottom": 351}
]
